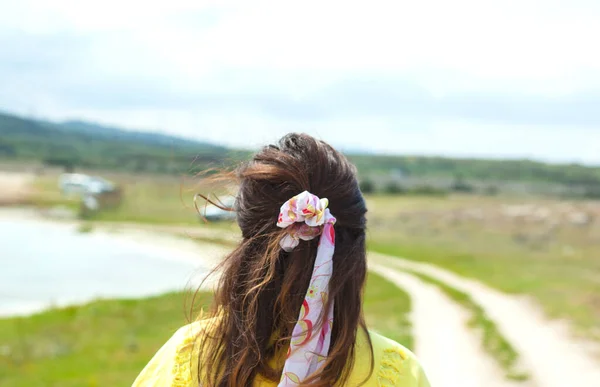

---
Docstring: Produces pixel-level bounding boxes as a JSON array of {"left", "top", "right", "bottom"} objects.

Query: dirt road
[
  {"left": 370, "top": 263, "right": 525, "bottom": 387},
  {"left": 371, "top": 253, "right": 600, "bottom": 387}
]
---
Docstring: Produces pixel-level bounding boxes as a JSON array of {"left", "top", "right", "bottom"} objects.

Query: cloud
[{"left": 0, "top": 0, "right": 599, "bottom": 164}]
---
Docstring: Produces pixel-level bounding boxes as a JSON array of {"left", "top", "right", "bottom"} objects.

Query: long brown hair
[{"left": 197, "top": 133, "right": 373, "bottom": 386}]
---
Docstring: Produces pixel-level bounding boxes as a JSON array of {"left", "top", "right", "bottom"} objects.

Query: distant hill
[
  {"left": 1, "top": 111, "right": 600, "bottom": 196},
  {"left": 56, "top": 120, "right": 224, "bottom": 150},
  {"left": 0, "top": 111, "right": 242, "bottom": 173}
]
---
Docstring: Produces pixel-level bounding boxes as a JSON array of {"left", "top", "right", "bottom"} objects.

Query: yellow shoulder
[
  {"left": 132, "top": 321, "right": 430, "bottom": 387},
  {"left": 350, "top": 329, "right": 431, "bottom": 387},
  {"left": 132, "top": 318, "right": 216, "bottom": 387}
]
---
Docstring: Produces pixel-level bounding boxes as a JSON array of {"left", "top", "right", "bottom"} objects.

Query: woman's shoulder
[
  {"left": 350, "top": 329, "right": 430, "bottom": 387},
  {"left": 132, "top": 318, "right": 217, "bottom": 387},
  {"left": 133, "top": 321, "right": 429, "bottom": 387}
]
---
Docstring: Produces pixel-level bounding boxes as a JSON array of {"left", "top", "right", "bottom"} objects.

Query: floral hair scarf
[{"left": 276, "top": 191, "right": 336, "bottom": 386}]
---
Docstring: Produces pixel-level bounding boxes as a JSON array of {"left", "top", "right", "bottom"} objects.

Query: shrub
[
  {"left": 384, "top": 181, "right": 406, "bottom": 194},
  {"left": 360, "top": 179, "right": 376, "bottom": 194}
]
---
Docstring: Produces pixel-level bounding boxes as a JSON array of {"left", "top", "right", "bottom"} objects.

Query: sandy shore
[
  {"left": 0, "top": 171, "right": 34, "bottom": 205},
  {"left": 0, "top": 206, "right": 232, "bottom": 269}
]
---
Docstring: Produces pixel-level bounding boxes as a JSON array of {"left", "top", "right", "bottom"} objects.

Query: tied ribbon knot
[{"left": 276, "top": 191, "right": 336, "bottom": 252}]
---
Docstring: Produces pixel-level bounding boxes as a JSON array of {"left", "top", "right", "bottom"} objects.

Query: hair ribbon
[{"left": 276, "top": 191, "right": 336, "bottom": 386}]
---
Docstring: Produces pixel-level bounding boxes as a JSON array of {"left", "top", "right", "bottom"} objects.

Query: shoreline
[{"left": 0, "top": 207, "right": 229, "bottom": 318}]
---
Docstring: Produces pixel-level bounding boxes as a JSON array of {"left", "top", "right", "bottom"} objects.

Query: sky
[{"left": 1, "top": 0, "right": 599, "bottom": 164}]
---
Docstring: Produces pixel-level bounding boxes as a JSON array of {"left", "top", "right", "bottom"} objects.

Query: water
[{"left": 0, "top": 217, "right": 210, "bottom": 317}]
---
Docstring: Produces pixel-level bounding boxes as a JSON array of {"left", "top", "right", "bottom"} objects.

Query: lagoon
[{"left": 0, "top": 216, "right": 212, "bottom": 316}]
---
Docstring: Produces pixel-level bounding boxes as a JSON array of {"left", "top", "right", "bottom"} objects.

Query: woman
[{"left": 133, "top": 134, "right": 429, "bottom": 386}]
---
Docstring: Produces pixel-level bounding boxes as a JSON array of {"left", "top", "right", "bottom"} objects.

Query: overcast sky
[{"left": 1, "top": 0, "right": 599, "bottom": 163}]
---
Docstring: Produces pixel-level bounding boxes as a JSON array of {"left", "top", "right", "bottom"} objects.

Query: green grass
[
  {"left": 407, "top": 271, "right": 529, "bottom": 381},
  {"left": 27, "top": 176, "right": 80, "bottom": 210},
  {"left": 0, "top": 292, "right": 211, "bottom": 387},
  {"left": 0, "top": 273, "right": 411, "bottom": 387},
  {"left": 363, "top": 272, "right": 413, "bottom": 349},
  {"left": 77, "top": 222, "right": 94, "bottom": 234}
]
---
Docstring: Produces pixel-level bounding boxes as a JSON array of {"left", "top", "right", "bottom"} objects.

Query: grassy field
[
  {"left": 0, "top": 273, "right": 411, "bottom": 387},
  {"left": 366, "top": 194, "right": 600, "bottom": 341},
  {"left": 25, "top": 173, "right": 600, "bottom": 341}
]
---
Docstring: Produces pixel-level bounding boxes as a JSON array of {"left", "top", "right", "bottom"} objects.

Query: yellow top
[{"left": 132, "top": 317, "right": 430, "bottom": 387}]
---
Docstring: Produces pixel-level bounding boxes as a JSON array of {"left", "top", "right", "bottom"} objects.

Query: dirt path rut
[{"left": 370, "top": 263, "right": 527, "bottom": 387}]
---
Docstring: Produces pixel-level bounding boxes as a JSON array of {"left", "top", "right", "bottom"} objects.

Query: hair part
[{"left": 196, "top": 133, "right": 373, "bottom": 386}]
